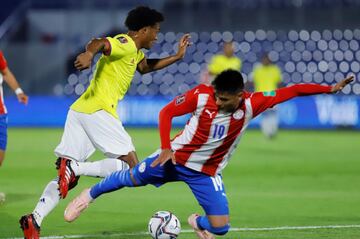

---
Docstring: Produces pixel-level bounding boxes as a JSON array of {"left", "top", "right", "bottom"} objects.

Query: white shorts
[{"left": 54, "top": 109, "right": 135, "bottom": 162}]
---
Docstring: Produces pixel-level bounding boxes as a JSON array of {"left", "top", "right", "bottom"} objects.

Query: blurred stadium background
[
  {"left": 0, "top": 0, "right": 360, "bottom": 239},
  {"left": 0, "top": 0, "right": 359, "bottom": 128}
]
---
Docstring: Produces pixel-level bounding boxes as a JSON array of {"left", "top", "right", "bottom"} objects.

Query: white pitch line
[{"left": 6, "top": 224, "right": 360, "bottom": 239}]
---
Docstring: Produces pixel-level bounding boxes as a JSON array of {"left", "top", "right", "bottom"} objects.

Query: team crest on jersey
[
  {"left": 117, "top": 36, "right": 128, "bottom": 44},
  {"left": 139, "top": 162, "right": 146, "bottom": 173},
  {"left": 233, "top": 109, "right": 244, "bottom": 120},
  {"left": 175, "top": 95, "right": 185, "bottom": 105}
]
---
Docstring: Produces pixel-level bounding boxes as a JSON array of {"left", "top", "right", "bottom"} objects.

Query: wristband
[{"left": 15, "top": 88, "right": 24, "bottom": 95}]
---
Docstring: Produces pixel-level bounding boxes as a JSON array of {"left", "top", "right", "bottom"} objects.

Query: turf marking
[{"left": 9, "top": 224, "right": 360, "bottom": 239}]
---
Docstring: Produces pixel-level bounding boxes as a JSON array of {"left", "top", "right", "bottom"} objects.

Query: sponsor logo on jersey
[
  {"left": 117, "top": 36, "right": 128, "bottom": 44},
  {"left": 175, "top": 95, "right": 185, "bottom": 105},
  {"left": 139, "top": 162, "right": 146, "bottom": 173},
  {"left": 205, "top": 109, "right": 216, "bottom": 118},
  {"left": 233, "top": 109, "right": 244, "bottom": 120}
]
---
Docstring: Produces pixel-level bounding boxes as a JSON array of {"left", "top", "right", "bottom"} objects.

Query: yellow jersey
[
  {"left": 208, "top": 55, "right": 242, "bottom": 75},
  {"left": 71, "top": 34, "right": 145, "bottom": 119},
  {"left": 253, "top": 64, "right": 282, "bottom": 92}
]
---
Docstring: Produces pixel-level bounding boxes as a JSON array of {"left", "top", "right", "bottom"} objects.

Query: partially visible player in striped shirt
[
  {"left": 0, "top": 50, "right": 28, "bottom": 167},
  {"left": 64, "top": 70, "right": 353, "bottom": 239}
]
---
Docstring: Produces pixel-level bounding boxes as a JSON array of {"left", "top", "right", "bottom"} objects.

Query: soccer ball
[{"left": 148, "top": 211, "right": 181, "bottom": 239}]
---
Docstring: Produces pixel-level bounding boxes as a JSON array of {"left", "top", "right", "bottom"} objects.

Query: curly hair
[{"left": 125, "top": 6, "right": 164, "bottom": 31}]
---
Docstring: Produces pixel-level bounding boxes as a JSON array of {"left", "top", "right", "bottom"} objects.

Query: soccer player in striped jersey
[
  {"left": 64, "top": 70, "right": 353, "bottom": 239},
  {"left": 0, "top": 50, "right": 28, "bottom": 167},
  {"left": 20, "top": 6, "right": 190, "bottom": 239}
]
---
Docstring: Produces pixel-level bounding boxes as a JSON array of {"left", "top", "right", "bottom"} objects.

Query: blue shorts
[
  {"left": 132, "top": 151, "right": 229, "bottom": 216},
  {"left": 0, "top": 114, "right": 8, "bottom": 151}
]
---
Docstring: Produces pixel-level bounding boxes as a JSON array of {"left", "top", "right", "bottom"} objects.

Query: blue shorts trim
[
  {"left": 0, "top": 114, "right": 8, "bottom": 151},
  {"left": 132, "top": 151, "right": 229, "bottom": 216}
]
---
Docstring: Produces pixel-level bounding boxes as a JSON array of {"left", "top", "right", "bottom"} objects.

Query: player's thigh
[
  {"left": 0, "top": 114, "right": 7, "bottom": 152},
  {"left": 186, "top": 174, "right": 229, "bottom": 217},
  {"left": 54, "top": 110, "right": 95, "bottom": 162},
  {"left": 132, "top": 150, "right": 177, "bottom": 186},
  {"left": 81, "top": 110, "right": 135, "bottom": 158}
]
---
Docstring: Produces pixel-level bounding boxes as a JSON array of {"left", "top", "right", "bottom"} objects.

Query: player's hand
[
  {"left": 331, "top": 75, "right": 354, "bottom": 93},
  {"left": 176, "top": 34, "right": 191, "bottom": 59},
  {"left": 74, "top": 51, "right": 93, "bottom": 70},
  {"left": 17, "top": 93, "right": 28, "bottom": 105},
  {"left": 150, "top": 149, "right": 176, "bottom": 167}
]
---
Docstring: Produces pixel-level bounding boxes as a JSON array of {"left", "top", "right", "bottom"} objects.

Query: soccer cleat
[
  {"left": 188, "top": 214, "right": 215, "bottom": 239},
  {"left": 64, "top": 188, "right": 92, "bottom": 222},
  {"left": 19, "top": 214, "right": 40, "bottom": 239},
  {"left": 56, "top": 158, "right": 76, "bottom": 199}
]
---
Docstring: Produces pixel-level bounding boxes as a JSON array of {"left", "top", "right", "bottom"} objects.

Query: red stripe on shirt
[
  {"left": 175, "top": 98, "right": 217, "bottom": 165},
  {"left": 0, "top": 51, "right": 8, "bottom": 71},
  {"left": 201, "top": 105, "right": 246, "bottom": 176}
]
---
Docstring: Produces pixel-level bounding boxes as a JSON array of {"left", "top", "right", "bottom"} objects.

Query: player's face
[
  {"left": 214, "top": 91, "right": 243, "bottom": 113},
  {"left": 143, "top": 23, "right": 160, "bottom": 49}
]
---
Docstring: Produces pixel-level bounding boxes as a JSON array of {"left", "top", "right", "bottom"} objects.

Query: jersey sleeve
[
  {"left": 0, "top": 51, "right": 8, "bottom": 71},
  {"left": 250, "top": 84, "right": 332, "bottom": 118},
  {"left": 274, "top": 66, "right": 282, "bottom": 84},
  {"left": 105, "top": 36, "right": 133, "bottom": 58},
  {"left": 136, "top": 50, "right": 145, "bottom": 64},
  {"left": 237, "top": 57, "right": 242, "bottom": 71},
  {"left": 159, "top": 86, "right": 201, "bottom": 149}
]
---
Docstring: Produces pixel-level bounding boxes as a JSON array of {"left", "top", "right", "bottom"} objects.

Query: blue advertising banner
[{"left": 5, "top": 95, "right": 360, "bottom": 129}]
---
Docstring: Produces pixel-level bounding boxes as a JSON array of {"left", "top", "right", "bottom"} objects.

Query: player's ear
[
  {"left": 137, "top": 28, "right": 146, "bottom": 37},
  {"left": 140, "top": 27, "right": 149, "bottom": 34}
]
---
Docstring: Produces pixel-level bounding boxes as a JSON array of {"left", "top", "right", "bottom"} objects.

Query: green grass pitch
[{"left": 0, "top": 128, "right": 359, "bottom": 238}]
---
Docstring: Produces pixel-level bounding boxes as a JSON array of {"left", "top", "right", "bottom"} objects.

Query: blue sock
[
  {"left": 196, "top": 215, "right": 230, "bottom": 235},
  {"left": 90, "top": 169, "right": 135, "bottom": 199}
]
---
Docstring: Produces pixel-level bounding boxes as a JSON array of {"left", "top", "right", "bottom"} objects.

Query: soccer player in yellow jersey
[
  {"left": 20, "top": 6, "right": 190, "bottom": 238},
  {"left": 253, "top": 53, "right": 282, "bottom": 138},
  {"left": 207, "top": 41, "right": 242, "bottom": 80}
]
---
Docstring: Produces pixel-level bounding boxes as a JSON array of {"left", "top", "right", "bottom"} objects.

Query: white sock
[
  {"left": 32, "top": 179, "right": 60, "bottom": 226},
  {"left": 71, "top": 158, "right": 129, "bottom": 177}
]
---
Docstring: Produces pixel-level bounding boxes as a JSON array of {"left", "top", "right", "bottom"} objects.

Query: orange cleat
[
  {"left": 64, "top": 188, "right": 93, "bottom": 222},
  {"left": 19, "top": 214, "right": 40, "bottom": 239},
  {"left": 56, "top": 158, "right": 76, "bottom": 199}
]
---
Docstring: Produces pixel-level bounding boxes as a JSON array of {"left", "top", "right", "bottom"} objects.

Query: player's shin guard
[
  {"left": 196, "top": 216, "right": 230, "bottom": 235},
  {"left": 89, "top": 169, "right": 142, "bottom": 199}
]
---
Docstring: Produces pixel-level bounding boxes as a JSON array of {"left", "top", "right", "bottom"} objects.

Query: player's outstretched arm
[
  {"left": 2, "top": 67, "right": 28, "bottom": 105},
  {"left": 250, "top": 75, "right": 354, "bottom": 118},
  {"left": 137, "top": 34, "right": 191, "bottom": 74},
  {"left": 74, "top": 38, "right": 111, "bottom": 70},
  {"left": 330, "top": 75, "right": 354, "bottom": 93}
]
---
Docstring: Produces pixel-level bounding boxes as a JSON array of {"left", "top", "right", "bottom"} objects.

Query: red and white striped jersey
[
  {"left": 159, "top": 83, "right": 331, "bottom": 176},
  {"left": 0, "top": 51, "right": 8, "bottom": 114}
]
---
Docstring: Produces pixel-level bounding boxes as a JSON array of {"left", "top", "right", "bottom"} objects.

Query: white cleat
[
  {"left": 188, "top": 214, "right": 215, "bottom": 239},
  {"left": 64, "top": 188, "right": 93, "bottom": 222}
]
